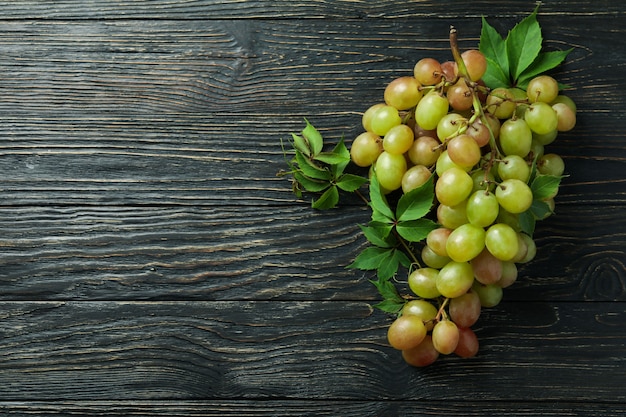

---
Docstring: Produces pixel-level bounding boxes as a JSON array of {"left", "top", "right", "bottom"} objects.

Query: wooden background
[{"left": 0, "top": 1, "right": 624, "bottom": 415}]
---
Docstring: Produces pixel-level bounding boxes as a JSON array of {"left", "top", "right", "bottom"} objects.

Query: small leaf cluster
[
  {"left": 280, "top": 119, "right": 367, "bottom": 209},
  {"left": 520, "top": 161, "right": 564, "bottom": 236},
  {"left": 479, "top": 5, "right": 572, "bottom": 90}
]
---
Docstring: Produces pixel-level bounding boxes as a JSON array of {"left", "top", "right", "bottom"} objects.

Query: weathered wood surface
[{"left": 0, "top": 1, "right": 624, "bottom": 415}]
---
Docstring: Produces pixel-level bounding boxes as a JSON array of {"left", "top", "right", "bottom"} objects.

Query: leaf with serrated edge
[
  {"left": 369, "top": 174, "right": 395, "bottom": 221},
  {"left": 396, "top": 175, "right": 434, "bottom": 222},
  {"left": 519, "top": 209, "right": 536, "bottom": 236},
  {"left": 295, "top": 150, "right": 332, "bottom": 181},
  {"left": 506, "top": 7, "right": 542, "bottom": 81},
  {"left": 372, "top": 299, "right": 405, "bottom": 314},
  {"left": 331, "top": 137, "right": 350, "bottom": 177},
  {"left": 291, "top": 133, "right": 311, "bottom": 157},
  {"left": 293, "top": 171, "right": 330, "bottom": 193},
  {"left": 348, "top": 246, "right": 393, "bottom": 271},
  {"left": 531, "top": 174, "right": 562, "bottom": 201},
  {"left": 311, "top": 185, "right": 339, "bottom": 210},
  {"left": 482, "top": 57, "right": 511, "bottom": 89},
  {"left": 336, "top": 173, "right": 367, "bottom": 192},
  {"left": 314, "top": 151, "right": 350, "bottom": 166},
  {"left": 302, "top": 118, "right": 323, "bottom": 156},
  {"left": 530, "top": 199, "right": 553, "bottom": 220},
  {"left": 517, "top": 49, "right": 573, "bottom": 89},
  {"left": 479, "top": 16, "right": 510, "bottom": 86},
  {"left": 395, "top": 218, "right": 438, "bottom": 243},
  {"left": 359, "top": 222, "right": 395, "bottom": 248}
]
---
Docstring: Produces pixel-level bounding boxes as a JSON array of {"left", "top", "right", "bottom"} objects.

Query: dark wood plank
[
  {"left": 0, "top": 301, "right": 623, "bottom": 401},
  {"left": 0, "top": 0, "right": 622, "bottom": 19},
  {"left": 0, "top": 204, "right": 624, "bottom": 302},
  {"left": 1, "top": 400, "right": 625, "bottom": 417}
]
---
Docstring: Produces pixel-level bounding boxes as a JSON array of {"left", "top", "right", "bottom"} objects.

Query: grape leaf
[
  {"left": 302, "top": 118, "right": 323, "bottom": 156},
  {"left": 293, "top": 171, "right": 330, "bottom": 193},
  {"left": 369, "top": 277, "right": 405, "bottom": 314},
  {"left": 506, "top": 7, "right": 542, "bottom": 81},
  {"left": 336, "top": 173, "right": 368, "bottom": 192},
  {"left": 359, "top": 221, "right": 395, "bottom": 248},
  {"left": 311, "top": 185, "right": 339, "bottom": 209},
  {"left": 294, "top": 150, "right": 332, "bottom": 181},
  {"left": 369, "top": 174, "right": 395, "bottom": 221},
  {"left": 372, "top": 298, "right": 405, "bottom": 315},
  {"left": 395, "top": 218, "right": 438, "bottom": 243},
  {"left": 517, "top": 49, "right": 573, "bottom": 89},
  {"left": 314, "top": 151, "right": 350, "bottom": 166},
  {"left": 348, "top": 246, "right": 393, "bottom": 271},
  {"left": 330, "top": 137, "right": 351, "bottom": 177},
  {"left": 531, "top": 174, "right": 562, "bottom": 201},
  {"left": 479, "top": 16, "right": 510, "bottom": 87},
  {"left": 291, "top": 133, "right": 311, "bottom": 157},
  {"left": 396, "top": 176, "right": 434, "bottom": 222},
  {"left": 519, "top": 209, "right": 536, "bottom": 236}
]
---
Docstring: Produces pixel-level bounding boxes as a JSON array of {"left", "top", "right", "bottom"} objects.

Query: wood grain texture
[
  {"left": 0, "top": 0, "right": 624, "bottom": 414},
  {"left": 0, "top": 301, "right": 623, "bottom": 401}
]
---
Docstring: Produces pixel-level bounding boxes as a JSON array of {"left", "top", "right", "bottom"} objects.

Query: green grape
[
  {"left": 402, "top": 300, "right": 438, "bottom": 330},
  {"left": 510, "top": 232, "right": 529, "bottom": 263},
  {"left": 527, "top": 75, "right": 559, "bottom": 103},
  {"left": 437, "top": 113, "right": 468, "bottom": 141},
  {"left": 370, "top": 105, "right": 402, "bottom": 136},
  {"left": 466, "top": 190, "right": 499, "bottom": 227},
  {"left": 471, "top": 247, "right": 503, "bottom": 285},
  {"left": 375, "top": 151, "right": 407, "bottom": 191},
  {"left": 496, "top": 179, "right": 533, "bottom": 214},
  {"left": 436, "top": 150, "right": 466, "bottom": 176},
  {"left": 538, "top": 152, "right": 565, "bottom": 177},
  {"left": 421, "top": 245, "right": 451, "bottom": 269},
  {"left": 460, "top": 49, "right": 487, "bottom": 81},
  {"left": 533, "top": 128, "right": 558, "bottom": 146},
  {"left": 435, "top": 167, "right": 474, "bottom": 207},
  {"left": 551, "top": 94, "right": 577, "bottom": 113},
  {"left": 495, "top": 209, "right": 521, "bottom": 232},
  {"left": 470, "top": 169, "right": 495, "bottom": 193},
  {"left": 362, "top": 103, "right": 386, "bottom": 132},
  {"left": 449, "top": 291, "right": 481, "bottom": 328},
  {"left": 482, "top": 113, "right": 501, "bottom": 139},
  {"left": 350, "top": 131, "right": 383, "bottom": 167},
  {"left": 426, "top": 227, "right": 452, "bottom": 257},
  {"left": 486, "top": 87, "right": 516, "bottom": 119},
  {"left": 499, "top": 118, "right": 532, "bottom": 157},
  {"left": 387, "top": 315, "right": 427, "bottom": 350},
  {"left": 436, "top": 261, "right": 474, "bottom": 298},
  {"left": 447, "top": 79, "right": 474, "bottom": 111},
  {"left": 402, "top": 335, "right": 439, "bottom": 367},
  {"left": 454, "top": 326, "right": 479, "bottom": 358},
  {"left": 383, "top": 124, "right": 414, "bottom": 155},
  {"left": 485, "top": 223, "right": 519, "bottom": 261},
  {"left": 437, "top": 202, "right": 469, "bottom": 229},
  {"left": 445, "top": 223, "right": 486, "bottom": 263},
  {"left": 432, "top": 320, "right": 460, "bottom": 355},
  {"left": 498, "top": 261, "right": 518, "bottom": 288},
  {"left": 384, "top": 76, "right": 423, "bottom": 110},
  {"left": 472, "top": 281, "right": 503, "bottom": 308},
  {"left": 408, "top": 268, "right": 441, "bottom": 299},
  {"left": 524, "top": 102, "right": 558, "bottom": 135},
  {"left": 446, "top": 134, "right": 481, "bottom": 169},
  {"left": 408, "top": 135, "right": 442, "bottom": 166},
  {"left": 402, "top": 165, "right": 432, "bottom": 193},
  {"left": 467, "top": 118, "right": 491, "bottom": 147},
  {"left": 552, "top": 102, "right": 576, "bottom": 132},
  {"left": 415, "top": 91, "right": 450, "bottom": 131},
  {"left": 519, "top": 233, "right": 537, "bottom": 263},
  {"left": 510, "top": 87, "right": 529, "bottom": 119},
  {"left": 497, "top": 155, "right": 531, "bottom": 182},
  {"left": 413, "top": 57, "right": 443, "bottom": 86},
  {"left": 530, "top": 137, "right": 545, "bottom": 160}
]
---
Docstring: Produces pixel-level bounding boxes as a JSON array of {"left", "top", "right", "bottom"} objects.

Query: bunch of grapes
[{"left": 349, "top": 35, "right": 575, "bottom": 366}]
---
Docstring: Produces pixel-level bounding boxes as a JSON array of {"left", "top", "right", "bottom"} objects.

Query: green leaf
[
  {"left": 376, "top": 249, "right": 402, "bottom": 280},
  {"left": 531, "top": 174, "right": 562, "bottom": 201},
  {"left": 517, "top": 49, "right": 573, "bottom": 89},
  {"left": 311, "top": 185, "right": 339, "bottom": 210},
  {"left": 314, "top": 151, "right": 350, "bottom": 166},
  {"left": 506, "top": 7, "right": 543, "bottom": 81},
  {"left": 302, "top": 118, "right": 323, "bottom": 156},
  {"left": 396, "top": 176, "right": 434, "bottom": 222},
  {"left": 519, "top": 209, "right": 536, "bottom": 236},
  {"left": 293, "top": 171, "right": 330, "bottom": 193},
  {"left": 359, "top": 221, "right": 396, "bottom": 248},
  {"left": 348, "top": 246, "right": 394, "bottom": 271},
  {"left": 291, "top": 133, "right": 310, "bottom": 157},
  {"left": 372, "top": 298, "right": 405, "bottom": 315},
  {"left": 530, "top": 199, "right": 553, "bottom": 220},
  {"left": 336, "top": 173, "right": 368, "bottom": 192},
  {"left": 294, "top": 150, "right": 332, "bottom": 181},
  {"left": 369, "top": 174, "right": 395, "bottom": 222},
  {"left": 330, "top": 137, "right": 351, "bottom": 177},
  {"left": 479, "top": 16, "right": 510, "bottom": 87},
  {"left": 395, "top": 218, "right": 438, "bottom": 243}
]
